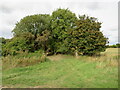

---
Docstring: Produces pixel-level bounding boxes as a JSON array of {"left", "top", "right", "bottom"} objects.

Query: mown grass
[{"left": 2, "top": 48, "right": 118, "bottom": 88}]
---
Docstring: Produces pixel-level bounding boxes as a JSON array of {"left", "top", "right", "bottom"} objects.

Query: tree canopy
[
  {"left": 51, "top": 8, "right": 77, "bottom": 53},
  {"left": 12, "top": 14, "right": 51, "bottom": 38},
  {"left": 2, "top": 8, "right": 108, "bottom": 56},
  {"left": 65, "top": 15, "right": 108, "bottom": 56}
]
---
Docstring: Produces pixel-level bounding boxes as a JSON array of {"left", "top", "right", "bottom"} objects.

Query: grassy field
[{"left": 2, "top": 48, "right": 118, "bottom": 88}]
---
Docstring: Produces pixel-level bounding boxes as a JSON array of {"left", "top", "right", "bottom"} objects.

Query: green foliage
[
  {"left": 35, "top": 30, "right": 52, "bottom": 53},
  {"left": 2, "top": 33, "right": 35, "bottom": 56},
  {"left": 12, "top": 14, "right": 51, "bottom": 37},
  {"left": 51, "top": 8, "right": 77, "bottom": 53},
  {"left": 77, "top": 15, "right": 102, "bottom": 31},
  {"left": 12, "top": 14, "right": 52, "bottom": 52},
  {"left": 1, "top": 37, "right": 12, "bottom": 56},
  {"left": 107, "top": 43, "right": 120, "bottom": 48},
  {"left": 116, "top": 43, "right": 120, "bottom": 48},
  {"left": 2, "top": 8, "right": 108, "bottom": 56},
  {"left": 65, "top": 15, "right": 108, "bottom": 56},
  {"left": 0, "top": 37, "right": 10, "bottom": 44}
]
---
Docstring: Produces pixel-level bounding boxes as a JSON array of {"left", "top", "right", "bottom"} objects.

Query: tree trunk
[{"left": 75, "top": 50, "right": 78, "bottom": 58}]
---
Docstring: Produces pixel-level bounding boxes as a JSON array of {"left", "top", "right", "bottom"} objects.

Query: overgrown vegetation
[
  {"left": 2, "top": 50, "right": 46, "bottom": 70},
  {"left": 1, "top": 8, "right": 108, "bottom": 57}
]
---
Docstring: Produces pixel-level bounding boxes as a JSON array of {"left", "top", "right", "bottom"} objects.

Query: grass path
[{"left": 2, "top": 54, "right": 118, "bottom": 88}]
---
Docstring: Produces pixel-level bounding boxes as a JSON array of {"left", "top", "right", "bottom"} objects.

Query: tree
[
  {"left": 116, "top": 43, "right": 120, "bottom": 48},
  {"left": 3, "top": 9, "right": 108, "bottom": 57},
  {"left": 12, "top": 32, "right": 35, "bottom": 52},
  {"left": 108, "top": 43, "right": 120, "bottom": 48},
  {"left": 12, "top": 14, "right": 51, "bottom": 38},
  {"left": 51, "top": 8, "right": 77, "bottom": 54},
  {"left": 65, "top": 15, "right": 108, "bottom": 56},
  {"left": 0, "top": 37, "right": 11, "bottom": 56},
  {"left": 0, "top": 37, "right": 10, "bottom": 45},
  {"left": 1, "top": 33, "right": 35, "bottom": 56},
  {"left": 12, "top": 14, "right": 51, "bottom": 51}
]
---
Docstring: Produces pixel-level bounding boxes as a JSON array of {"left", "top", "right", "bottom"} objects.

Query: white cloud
[{"left": 0, "top": 0, "right": 118, "bottom": 45}]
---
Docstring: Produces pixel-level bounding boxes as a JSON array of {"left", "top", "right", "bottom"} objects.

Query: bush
[
  {"left": 1, "top": 33, "right": 35, "bottom": 56},
  {"left": 2, "top": 48, "right": 17, "bottom": 56}
]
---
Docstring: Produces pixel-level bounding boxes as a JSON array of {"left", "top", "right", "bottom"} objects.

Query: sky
[{"left": 0, "top": 0, "right": 119, "bottom": 45}]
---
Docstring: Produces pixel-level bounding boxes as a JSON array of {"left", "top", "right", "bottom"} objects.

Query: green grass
[{"left": 2, "top": 48, "right": 118, "bottom": 88}]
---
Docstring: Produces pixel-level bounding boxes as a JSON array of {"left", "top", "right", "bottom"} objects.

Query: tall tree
[
  {"left": 12, "top": 14, "right": 51, "bottom": 51},
  {"left": 66, "top": 15, "right": 108, "bottom": 56},
  {"left": 51, "top": 8, "right": 77, "bottom": 54},
  {"left": 12, "top": 14, "right": 51, "bottom": 38}
]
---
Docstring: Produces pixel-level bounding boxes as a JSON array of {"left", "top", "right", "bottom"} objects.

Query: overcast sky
[{"left": 0, "top": 0, "right": 119, "bottom": 45}]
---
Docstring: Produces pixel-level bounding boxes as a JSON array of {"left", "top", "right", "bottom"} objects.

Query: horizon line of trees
[
  {"left": 1, "top": 8, "right": 108, "bottom": 57},
  {"left": 106, "top": 43, "right": 120, "bottom": 48}
]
